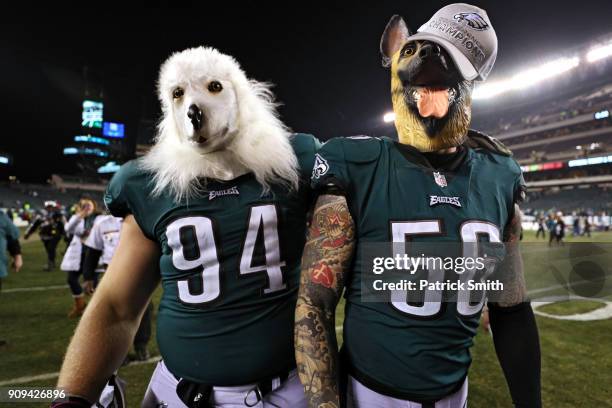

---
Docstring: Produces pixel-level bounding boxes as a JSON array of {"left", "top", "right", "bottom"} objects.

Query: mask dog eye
[
  {"left": 208, "top": 80, "right": 223, "bottom": 93},
  {"left": 401, "top": 44, "right": 416, "bottom": 57},
  {"left": 173, "top": 88, "right": 184, "bottom": 99}
]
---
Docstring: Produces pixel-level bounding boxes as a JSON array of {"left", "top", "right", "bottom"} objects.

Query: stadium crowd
[{"left": 476, "top": 80, "right": 612, "bottom": 136}]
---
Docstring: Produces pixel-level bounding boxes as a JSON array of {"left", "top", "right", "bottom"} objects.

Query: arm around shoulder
[{"left": 295, "top": 194, "right": 356, "bottom": 408}]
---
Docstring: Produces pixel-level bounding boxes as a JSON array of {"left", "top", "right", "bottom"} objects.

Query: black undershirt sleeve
[
  {"left": 488, "top": 302, "right": 542, "bottom": 408},
  {"left": 319, "top": 182, "right": 346, "bottom": 196},
  {"left": 6, "top": 237, "right": 21, "bottom": 256}
]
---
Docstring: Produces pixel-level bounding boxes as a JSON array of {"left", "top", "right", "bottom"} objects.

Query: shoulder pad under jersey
[
  {"left": 465, "top": 130, "right": 512, "bottom": 157},
  {"left": 335, "top": 135, "right": 383, "bottom": 163}
]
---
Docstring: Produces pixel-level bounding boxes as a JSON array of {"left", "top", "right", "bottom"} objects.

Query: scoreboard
[
  {"left": 82, "top": 100, "right": 103, "bottom": 128},
  {"left": 63, "top": 99, "right": 126, "bottom": 174}
]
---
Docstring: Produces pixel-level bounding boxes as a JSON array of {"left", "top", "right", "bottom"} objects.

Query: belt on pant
[{"left": 175, "top": 368, "right": 292, "bottom": 408}]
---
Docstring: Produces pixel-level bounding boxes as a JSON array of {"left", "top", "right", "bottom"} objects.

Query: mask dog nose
[
  {"left": 419, "top": 43, "right": 442, "bottom": 59},
  {"left": 187, "top": 104, "right": 204, "bottom": 131}
]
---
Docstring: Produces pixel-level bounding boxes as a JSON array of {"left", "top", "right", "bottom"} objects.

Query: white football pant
[{"left": 142, "top": 360, "right": 307, "bottom": 408}]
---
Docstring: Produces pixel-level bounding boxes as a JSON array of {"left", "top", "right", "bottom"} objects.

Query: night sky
[{"left": 1, "top": 1, "right": 612, "bottom": 181}]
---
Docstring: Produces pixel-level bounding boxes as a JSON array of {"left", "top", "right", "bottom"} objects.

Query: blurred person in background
[
  {"left": 584, "top": 216, "right": 591, "bottom": 238},
  {"left": 81, "top": 214, "right": 123, "bottom": 293},
  {"left": 536, "top": 214, "right": 546, "bottom": 239},
  {"left": 61, "top": 197, "right": 100, "bottom": 318},
  {"left": 1, "top": 209, "right": 23, "bottom": 346},
  {"left": 24, "top": 200, "right": 65, "bottom": 271},
  {"left": 80, "top": 213, "right": 153, "bottom": 362},
  {"left": 554, "top": 212, "right": 566, "bottom": 246},
  {"left": 547, "top": 214, "right": 557, "bottom": 246},
  {"left": 601, "top": 212, "right": 612, "bottom": 231},
  {"left": 572, "top": 212, "right": 580, "bottom": 237}
]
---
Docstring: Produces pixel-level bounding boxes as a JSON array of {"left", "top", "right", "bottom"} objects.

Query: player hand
[
  {"left": 12, "top": 254, "right": 23, "bottom": 272},
  {"left": 82, "top": 280, "right": 95, "bottom": 295}
]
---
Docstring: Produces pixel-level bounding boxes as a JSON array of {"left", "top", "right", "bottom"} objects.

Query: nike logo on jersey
[
  {"left": 208, "top": 186, "right": 240, "bottom": 200},
  {"left": 312, "top": 154, "right": 330, "bottom": 179},
  {"left": 429, "top": 195, "right": 462, "bottom": 207}
]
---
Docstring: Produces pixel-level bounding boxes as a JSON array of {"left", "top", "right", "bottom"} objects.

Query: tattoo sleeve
[
  {"left": 295, "top": 194, "right": 356, "bottom": 408},
  {"left": 494, "top": 204, "right": 527, "bottom": 307}
]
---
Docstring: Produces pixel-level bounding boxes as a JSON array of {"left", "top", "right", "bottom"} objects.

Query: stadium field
[{"left": 0, "top": 230, "right": 610, "bottom": 407}]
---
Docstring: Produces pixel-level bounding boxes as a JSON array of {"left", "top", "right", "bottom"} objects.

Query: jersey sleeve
[
  {"left": 103, "top": 163, "right": 134, "bottom": 218},
  {"left": 310, "top": 137, "right": 351, "bottom": 193},
  {"left": 103, "top": 160, "right": 156, "bottom": 240},
  {"left": 503, "top": 158, "right": 527, "bottom": 227},
  {"left": 513, "top": 171, "right": 527, "bottom": 205},
  {"left": 290, "top": 133, "right": 322, "bottom": 180},
  {"left": 2, "top": 213, "right": 20, "bottom": 256}
]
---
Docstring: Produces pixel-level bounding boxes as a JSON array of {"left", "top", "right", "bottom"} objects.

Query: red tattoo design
[
  {"left": 322, "top": 237, "right": 347, "bottom": 249},
  {"left": 311, "top": 262, "right": 334, "bottom": 288},
  {"left": 316, "top": 208, "right": 351, "bottom": 249}
]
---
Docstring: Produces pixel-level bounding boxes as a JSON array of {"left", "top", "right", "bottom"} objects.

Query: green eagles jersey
[
  {"left": 311, "top": 134, "right": 524, "bottom": 401},
  {"left": 104, "top": 133, "right": 320, "bottom": 385}
]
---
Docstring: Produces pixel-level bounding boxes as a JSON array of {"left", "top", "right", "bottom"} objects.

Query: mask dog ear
[{"left": 380, "top": 15, "right": 411, "bottom": 68}]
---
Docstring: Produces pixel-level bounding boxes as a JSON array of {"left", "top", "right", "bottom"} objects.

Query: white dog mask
[
  {"left": 161, "top": 63, "right": 239, "bottom": 153},
  {"left": 142, "top": 47, "right": 299, "bottom": 202}
]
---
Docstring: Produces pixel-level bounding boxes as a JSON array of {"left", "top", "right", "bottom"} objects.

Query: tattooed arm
[
  {"left": 295, "top": 194, "right": 356, "bottom": 408},
  {"left": 495, "top": 204, "right": 527, "bottom": 307},
  {"left": 489, "top": 204, "right": 542, "bottom": 408}
]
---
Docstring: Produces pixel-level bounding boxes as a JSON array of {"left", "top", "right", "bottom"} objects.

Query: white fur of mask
[{"left": 141, "top": 46, "right": 299, "bottom": 202}]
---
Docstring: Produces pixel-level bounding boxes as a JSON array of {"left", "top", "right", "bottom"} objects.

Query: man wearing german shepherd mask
[{"left": 295, "top": 4, "right": 541, "bottom": 408}]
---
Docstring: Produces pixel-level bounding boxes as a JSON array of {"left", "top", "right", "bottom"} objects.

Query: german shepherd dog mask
[{"left": 381, "top": 15, "right": 473, "bottom": 152}]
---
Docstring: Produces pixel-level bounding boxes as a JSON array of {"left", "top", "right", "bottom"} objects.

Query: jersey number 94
[{"left": 166, "top": 204, "right": 286, "bottom": 305}]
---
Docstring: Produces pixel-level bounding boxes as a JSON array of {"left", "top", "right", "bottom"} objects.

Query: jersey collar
[{"left": 391, "top": 140, "right": 470, "bottom": 172}]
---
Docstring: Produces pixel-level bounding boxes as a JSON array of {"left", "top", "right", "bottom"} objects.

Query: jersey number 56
[{"left": 390, "top": 220, "right": 501, "bottom": 318}]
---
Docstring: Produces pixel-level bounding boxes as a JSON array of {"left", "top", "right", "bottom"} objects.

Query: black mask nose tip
[
  {"left": 419, "top": 43, "right": 442, "bottom": 59},
  {"left": 187, "top": 104, "right": 204, "bottom": 131}
]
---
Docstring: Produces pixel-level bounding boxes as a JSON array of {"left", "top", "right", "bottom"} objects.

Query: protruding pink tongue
[{"left": 416, "top": 87, "right": 450, "bottom": 118}]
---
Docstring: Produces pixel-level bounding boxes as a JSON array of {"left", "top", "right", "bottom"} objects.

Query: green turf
[
  {"left": 1, "top": 232, "right": 611, "bottom": 407},
  {"left": 522, "top": 229, "right": 612, "bottom": 244},
  {"left": 0, "top": 237, "right": 162, "bottom": 408},
  {"left": 539, "top": 299, "right": 606, "bottom": 316},
  {"left": 519, "top": 230, "right": 612, "bottom": 302}
]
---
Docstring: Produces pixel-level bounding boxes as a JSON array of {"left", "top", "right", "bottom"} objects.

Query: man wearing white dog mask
[{"left": 55, "top": 47, "right": 319, "bottom": 408}]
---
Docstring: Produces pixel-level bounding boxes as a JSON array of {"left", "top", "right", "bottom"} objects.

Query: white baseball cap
[{"left": 406, "top": 3, "right": 498, "bottom": 81}]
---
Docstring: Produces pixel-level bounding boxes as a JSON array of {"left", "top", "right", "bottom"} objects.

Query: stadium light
[
  {"left": 594, "top": 109, "right": 610, "bottom": 120},
  {"left": 473, "top": 56, "right": 581, "bottom": 100},
  {"left": 586, "top": 41, "right": 612, "bottom": 63},
  {"left": 383, "top": 112, "right": 396, "bottom": 123}
]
